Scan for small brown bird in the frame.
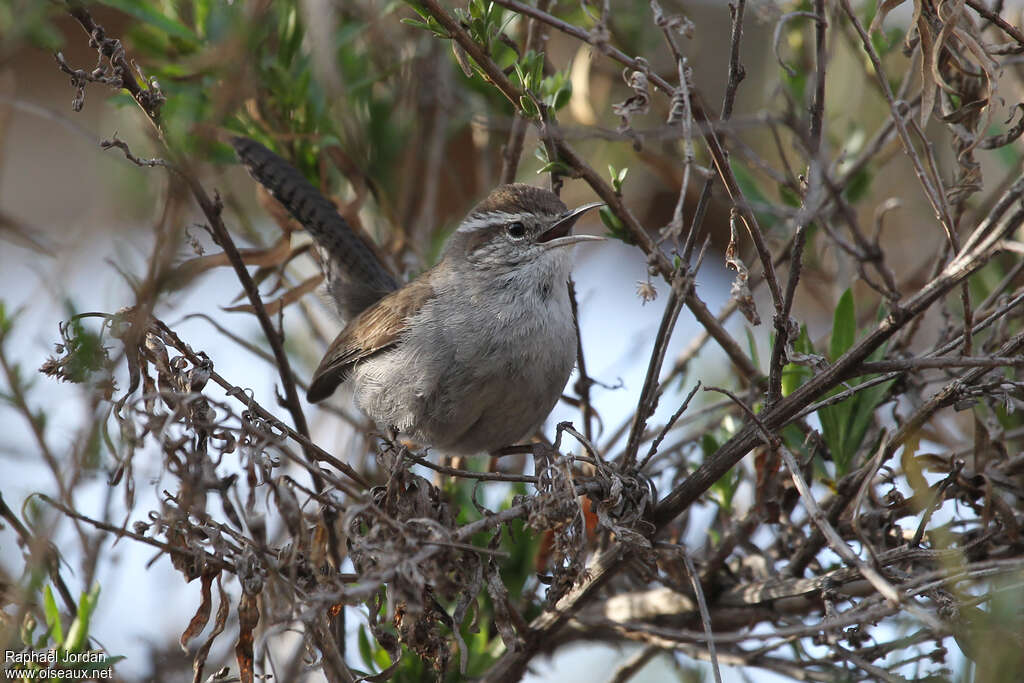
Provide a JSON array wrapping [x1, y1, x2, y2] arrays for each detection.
[[234, 138, 602, 454]]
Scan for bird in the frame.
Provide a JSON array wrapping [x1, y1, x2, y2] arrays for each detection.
[[232, 137, 602, 454]]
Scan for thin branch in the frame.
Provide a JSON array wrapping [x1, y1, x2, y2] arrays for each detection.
[[489, 0, 784, 312], [655, 197, 1024, 527], [622, 279, 687, 470], [683, 551, 722, 683]]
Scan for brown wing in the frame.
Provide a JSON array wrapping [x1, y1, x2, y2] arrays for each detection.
[[306, 277, 435, 403]]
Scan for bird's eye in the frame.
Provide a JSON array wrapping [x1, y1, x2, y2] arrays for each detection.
[[506, 221, 526, 239]]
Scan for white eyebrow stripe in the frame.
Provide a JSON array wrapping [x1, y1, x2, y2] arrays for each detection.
[[456, 211, 529, 233]]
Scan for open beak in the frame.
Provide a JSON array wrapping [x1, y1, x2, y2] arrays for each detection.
[[538, 202, 606, 249]]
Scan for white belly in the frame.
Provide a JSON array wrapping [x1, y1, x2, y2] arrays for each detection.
[[352, 276, 577, 454]]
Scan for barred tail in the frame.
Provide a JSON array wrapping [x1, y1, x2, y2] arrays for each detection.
[[231, 136, 397, 317]]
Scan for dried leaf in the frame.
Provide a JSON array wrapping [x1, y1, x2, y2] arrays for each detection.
[[451, 40, 474, 78], [651, 0, 694, 38], [170, 234, 293, 284], [901, 435, 929, 500], [725, 209, 761, 326], [234, 592, 260, 683], [180, 572, 215, 651], [930, 0, 968, 99], [271, 477, 304, 541], [223, 274, 323, 315], [984, 476, 1020, 540], [192, 575, 229, 683], [918, 13, 937, 127], [485, 562, 525, 651], [612, 70, 650, 120], [941, 98, 988, 124], [612, 62, 650, 148], [979, 104, 1024, 149], [869, 0, 909, 34], [754, 446, 781, 523]]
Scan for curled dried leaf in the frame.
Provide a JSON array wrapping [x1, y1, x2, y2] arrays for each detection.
[[191, 575, 229, 683], [725, 209, 761, 326], [651, 0, 694, 38], [980, 104, 1024, 149], [180, 572, 216, 651], [612, 61, 650, 148]]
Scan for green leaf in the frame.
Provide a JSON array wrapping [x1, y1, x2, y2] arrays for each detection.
[[745, 327, 761, 371], [820, 290, 856, 472], [550, 85, 571, 110], [530, 53, 543, 90], [608, 164, 629, 193], [518, 95, 539, 119], [20, 612, 36, 648], [779, 184, 802, 208], [512, 61, 526, 88], [703, 432, 741, 511], [400, 18, 433, 31], [819, 291, 896, 475], [783, 69, 807, 103], [0, 300, 14, 336], [357, 626, 376, 671], [730, 159, 777, 230], [405, 2, 431, 21], [43, 585, 64, 645], [65, 584, 100, 653], [536, 160, 570, 176], [710, 464, 741, 513], [844, 167, 872, 203], [829, 289, 855, 361], [701, 433, 719, 459], [373, 641, 392, 670], [847, 377, 895, 458], [598, 206, 632, 244], [781, 325, 814, 396], [96, 0, 199, 44]]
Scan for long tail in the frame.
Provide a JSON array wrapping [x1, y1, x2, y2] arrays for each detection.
[[231, 136, 398, 318]]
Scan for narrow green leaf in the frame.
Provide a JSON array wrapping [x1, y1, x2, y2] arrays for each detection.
[[96, 0, 199, 44], [357, 626, 376, 671], [518, 95, 538, 119], [400, 18, 433, 31], [779, 184, 802, 208], [536, 160, 570, 175], [373, 641, 392, 670], [829, 289, 856, 360], [701, 433, 720, 458], [745, 327, 761, 371], [65, 585, 100, 653], [551, 84, 572, 110], [819, 398, 849, 475], [844, 167, 873, 202], [846, 377, 895, 460], [598, 206, 632, 244], [43, 585, 64, 645], [730, 160, 777, 230]]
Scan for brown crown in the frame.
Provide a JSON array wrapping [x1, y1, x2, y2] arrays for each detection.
[[471, 183, 567, 218]]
